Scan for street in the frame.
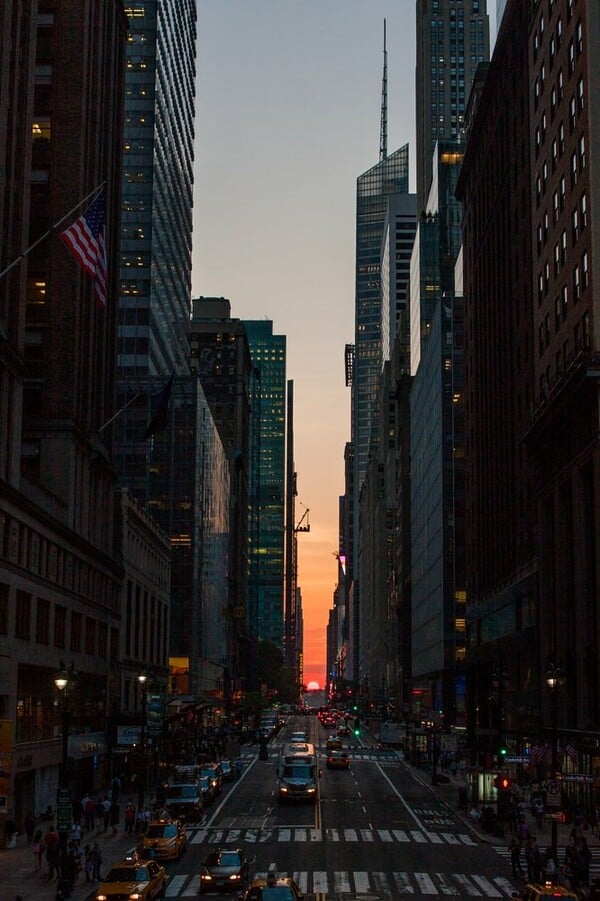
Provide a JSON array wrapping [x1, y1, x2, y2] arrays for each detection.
[[142, 715, 523, 899]]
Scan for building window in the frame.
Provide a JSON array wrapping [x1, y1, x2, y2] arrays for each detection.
[[15, 590, 31, 640], [98, 623, 108, 659], [553, 242, 560, 275], [573, 265, 581, 302], [572, 207, 579, 244], [54, 604, 66, 648], [576, 20, 583, 56], [561, 284, 568, 318], [559, 175, 566, 209], [558, 121, 565, 155], [36, 598, 50, 645], [569, 95, 577, 131], [582, 251, 589, 289], [568, 39, 575, 75], [577, 77, 584, 112], [557, 68, 564, 101], [552, 189, 559, 223], [70, 611, 81, 652], [571, 150, 578, 186], [580, 192, 587, 228], [579, 134, 586, 169], [561, 229, 567, 264], [0, 583, 8, 635], [85, 617, 96, 655]]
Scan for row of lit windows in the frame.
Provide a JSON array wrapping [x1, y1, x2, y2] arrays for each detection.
[[537, 248, 588, 322], [533, 20, 583, 108], [536, 184, 587, 257]]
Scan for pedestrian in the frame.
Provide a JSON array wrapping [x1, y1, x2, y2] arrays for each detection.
[[83, 795, 95, 833], [90, 841, 102, 881], [124, 801, 135, 834], [72, 797, 83, 829], [110, 799, 120, 835], [33, 828, 45, 871], [95, 797, 104, 834], [84, 844, 94, 883], [111, 775, 121, 804], [102, 796, 110, 832], [44, 823, 61, 880], [509, 836, 524, 878], [235, 757, 243, 780], [135, 806, 145, 834], [70, 821, 82, 842], [24, 810, 35, 845]]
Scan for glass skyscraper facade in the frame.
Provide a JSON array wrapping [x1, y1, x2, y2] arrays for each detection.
[[415, 0, 489, 213], [244, 321, 287, 648], [353, 145, 410, 496], [116, 0, 196, 503]]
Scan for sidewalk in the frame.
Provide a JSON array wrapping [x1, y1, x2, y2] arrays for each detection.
[[0, 807, 138, 901]]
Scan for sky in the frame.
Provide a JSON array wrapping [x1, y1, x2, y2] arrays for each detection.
[[192, 1, 496, 689]]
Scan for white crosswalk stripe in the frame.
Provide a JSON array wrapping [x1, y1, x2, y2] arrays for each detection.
[[493, 844, 600, 876], [161, 870, 518, 897], [186, 824, 478, 845]]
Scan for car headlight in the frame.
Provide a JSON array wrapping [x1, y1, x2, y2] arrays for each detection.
[[307, 787, 316, 793], [229, 873, 241, 880], [129, 894, 142, 900], [201, 874, 212, 881], [96, 896, 108, 901]]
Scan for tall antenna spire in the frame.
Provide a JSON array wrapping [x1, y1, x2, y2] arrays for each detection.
[[379, 18, 388, 161]]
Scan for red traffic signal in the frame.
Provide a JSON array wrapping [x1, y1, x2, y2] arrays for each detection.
[[493, 774, 511, 790]]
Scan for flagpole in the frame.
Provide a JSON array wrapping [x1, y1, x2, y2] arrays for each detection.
[[0, 180, 108, 283], [97, 373, 163, 434]]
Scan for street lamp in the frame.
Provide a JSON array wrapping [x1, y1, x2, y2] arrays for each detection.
[[546, 660, 566, 863], [54, 661, 78, 788], [137, 669, 150, 812]]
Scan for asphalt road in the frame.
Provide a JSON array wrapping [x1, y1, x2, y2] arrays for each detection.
[[144, 715, 521, 899]]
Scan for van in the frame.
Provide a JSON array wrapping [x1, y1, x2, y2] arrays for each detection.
[[277, 743, 319, 803], [164, 782, 203, 822]]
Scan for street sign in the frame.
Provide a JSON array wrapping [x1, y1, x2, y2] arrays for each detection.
[[56, 787, 72, 832]]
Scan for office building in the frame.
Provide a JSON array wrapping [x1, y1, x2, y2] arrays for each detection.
[[415, 0, 490, 213], [0, 0, 128, 825], [115, 0, 197, 502], [244, 320, 287, 648]]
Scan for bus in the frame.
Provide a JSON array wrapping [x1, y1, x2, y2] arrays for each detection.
[[277, 742, 319, 803]]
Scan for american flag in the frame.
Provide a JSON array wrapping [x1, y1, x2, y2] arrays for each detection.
[[60, 186, 108, 306], [529, 743, 552, 765]]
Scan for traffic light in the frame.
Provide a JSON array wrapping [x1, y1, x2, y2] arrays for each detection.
[[493, 774, 511, 790], [498, 743, 508, 760], [353, 716, 361, 736]]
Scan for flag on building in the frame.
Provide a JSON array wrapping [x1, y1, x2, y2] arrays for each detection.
[[60, 185, 108, 306], [144, 372, 175, 440]]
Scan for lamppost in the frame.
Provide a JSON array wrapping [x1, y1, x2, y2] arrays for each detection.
[[137, 669, 149, 812], [54, 661, 78, 788], [546, 660, 565, 863]]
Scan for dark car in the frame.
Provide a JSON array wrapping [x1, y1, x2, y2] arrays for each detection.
[[326, 749, 350, 770], [220, 759, 234, 782], [199, 775, 214, 804], [199, 848, 250, 894], [164, 782, 203, 822], [200, 763, 223, 796]]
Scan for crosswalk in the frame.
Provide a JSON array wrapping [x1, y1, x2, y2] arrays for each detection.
[[185, 825, 478, 846], [164, 869, 518, 896], [242, 748, 401, 763]]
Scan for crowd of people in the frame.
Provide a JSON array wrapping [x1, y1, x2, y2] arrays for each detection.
[[505, 795, 595, 894]]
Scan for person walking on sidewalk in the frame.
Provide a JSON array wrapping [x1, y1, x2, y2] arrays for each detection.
[[33, 828, 45, 871], [44, 823, 61, 880], [509, 836, 524, 879], [110, 798, 120, 835]]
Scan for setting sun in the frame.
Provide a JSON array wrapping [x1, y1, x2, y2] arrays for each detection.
[[307, 680, 320, 691]]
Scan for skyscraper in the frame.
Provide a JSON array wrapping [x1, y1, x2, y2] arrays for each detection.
[[115, 0, 197, 501], [244, 320, 287, 648], [415, 0, 490, 213]]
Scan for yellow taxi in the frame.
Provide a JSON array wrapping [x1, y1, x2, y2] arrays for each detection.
[[140, 817, 187, 861], [511, 882, 578, 901], [94, 852, 167, 900], [242, 863, 304, 900], [325, 735, 343, 752]]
